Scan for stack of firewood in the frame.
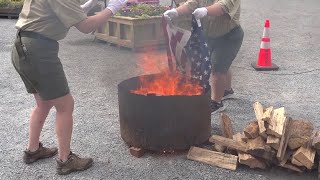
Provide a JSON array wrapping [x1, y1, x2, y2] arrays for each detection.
[[187, 101, 320, 178]]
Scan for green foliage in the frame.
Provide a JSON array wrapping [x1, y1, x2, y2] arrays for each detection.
[[116, 3, 170, 18], [0, 0, 24, 8], [0, 0, 10, 8]]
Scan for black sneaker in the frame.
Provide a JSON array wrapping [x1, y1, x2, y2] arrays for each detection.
[[222, 88, 235, 100], [210, 100, 226, 114]]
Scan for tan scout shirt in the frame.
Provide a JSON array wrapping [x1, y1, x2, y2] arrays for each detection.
[[15, 0, 87, 41], [184, 0, 241, 38]]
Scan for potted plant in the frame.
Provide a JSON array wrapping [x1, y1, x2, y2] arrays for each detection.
[[0, 0, 24, 18]]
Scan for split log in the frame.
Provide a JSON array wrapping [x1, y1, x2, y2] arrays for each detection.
[[233, 133, 266, 169], [288, 119, 313, 150], [318, 161, 320, 180], [291, 157, 304, 167], [267, 135, 280, 150], [253, 102, 267, 138], [187, 146, 238, 171], [209, 135, 247, 152], [292, 146, 316, 169], [279, 163, 305, 173], [312, 131, 320, 150], [276, 117, 291, 161], [213, 144, 226, 152], [213, 113, 235, 152], [247, 136, 276, 161], [243, 121, 259, 139], [262, 106, 273, 122], [220, 113, 234, 139], [267, 107, 286, 137]]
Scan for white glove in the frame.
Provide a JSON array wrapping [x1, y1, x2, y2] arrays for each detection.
[[192, 7, 208, 19], [81, 0, 99, 14], [163, 8, 178, 21], [107, 0, 128, 15]]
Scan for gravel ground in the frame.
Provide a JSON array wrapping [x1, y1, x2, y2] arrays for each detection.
[[1, 0, 320, 179]]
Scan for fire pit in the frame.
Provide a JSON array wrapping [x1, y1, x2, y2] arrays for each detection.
[[118, 73, 211, 151]]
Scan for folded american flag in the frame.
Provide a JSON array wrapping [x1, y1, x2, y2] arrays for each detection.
[[162, 15, 211, 93]]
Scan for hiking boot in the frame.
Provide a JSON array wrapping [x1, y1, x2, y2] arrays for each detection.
[[210, 100, 226, 114], [222, 88, 235, 100], [23, 142, 58, 164], [56, 152, 93, 175]]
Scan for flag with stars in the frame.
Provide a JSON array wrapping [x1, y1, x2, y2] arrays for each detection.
[[185, 15, 211, 92], [162, 15, 211, 93]]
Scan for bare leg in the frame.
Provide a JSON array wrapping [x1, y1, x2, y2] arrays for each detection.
[[211, 72, 227, 102], [225, 69, 232, 91], [28, 94, 53, 151], [49, 94, 74, 161]]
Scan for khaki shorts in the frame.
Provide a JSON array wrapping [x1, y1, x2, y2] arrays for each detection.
[[11, 31, 69, 100], [207, 26, 244, 73]]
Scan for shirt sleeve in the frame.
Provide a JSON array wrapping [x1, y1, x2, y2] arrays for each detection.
[[218, 0, 240, 19], [48, 0, 87, 28], [183, 0, 200, 12]]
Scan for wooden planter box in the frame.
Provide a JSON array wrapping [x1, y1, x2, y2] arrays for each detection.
[[0, 7, 22, 19], [95, 15, 191, 51]]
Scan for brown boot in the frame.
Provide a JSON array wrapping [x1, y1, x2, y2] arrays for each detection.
[[23, 142, 58, 164], [56, 152, 93, 175]]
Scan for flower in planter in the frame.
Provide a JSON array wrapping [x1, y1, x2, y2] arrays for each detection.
[[116, 3, 170, 18]]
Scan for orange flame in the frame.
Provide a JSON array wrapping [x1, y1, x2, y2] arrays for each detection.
[[132, 50, 203, 96]]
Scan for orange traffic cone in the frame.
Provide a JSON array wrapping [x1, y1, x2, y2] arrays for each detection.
[[252, 20, 279, 71]]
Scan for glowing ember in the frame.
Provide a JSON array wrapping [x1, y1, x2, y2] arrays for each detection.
[[132, 51, 203, 96]]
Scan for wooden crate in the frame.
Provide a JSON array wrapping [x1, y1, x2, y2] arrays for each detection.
[[95, 16, 191, 51], [0, 7, 22, 19]]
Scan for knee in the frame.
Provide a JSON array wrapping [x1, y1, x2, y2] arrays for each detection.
[[54, 95, 74, 113], [35, 103, 53, 113]]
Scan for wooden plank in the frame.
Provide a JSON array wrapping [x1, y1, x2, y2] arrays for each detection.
[[187, 146, 238, 171], [253, 102, 267, 137], [267, 107, 286, 137], [292, 146, 316, 169], [209, 135, 247, 152], [267, 135, 280, 150], [277, 117, 291, 161], [243, 121, 259, 139], [233, 133, 266, 169], [220, 113, 234, 139]]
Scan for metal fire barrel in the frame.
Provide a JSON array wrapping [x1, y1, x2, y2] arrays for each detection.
[[118, 74, 211, 151]]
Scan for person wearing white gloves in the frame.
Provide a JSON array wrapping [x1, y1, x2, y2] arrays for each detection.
[[12, 0, 127, 175], [164, 0, 243, 114]]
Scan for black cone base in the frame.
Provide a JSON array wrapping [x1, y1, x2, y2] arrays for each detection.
[[251, 62, 279, 71]]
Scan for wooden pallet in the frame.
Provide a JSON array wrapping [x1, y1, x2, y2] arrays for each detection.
[[0, 8, 21, 19]]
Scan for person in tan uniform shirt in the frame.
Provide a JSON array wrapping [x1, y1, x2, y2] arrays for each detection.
[[11, 0, 127, 175], [164, 0, 243, 114]]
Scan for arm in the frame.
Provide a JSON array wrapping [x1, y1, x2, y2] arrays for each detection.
[[206, 3, 225, 16], [175, 4, 192, 16], [75, 0, 127, 34], [75, 9, 113, 34]]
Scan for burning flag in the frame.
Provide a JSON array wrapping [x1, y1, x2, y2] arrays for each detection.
[[162, 15, 212, 93]]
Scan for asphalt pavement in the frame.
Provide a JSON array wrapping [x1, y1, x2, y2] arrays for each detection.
[[0, 0, 320, 179]]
